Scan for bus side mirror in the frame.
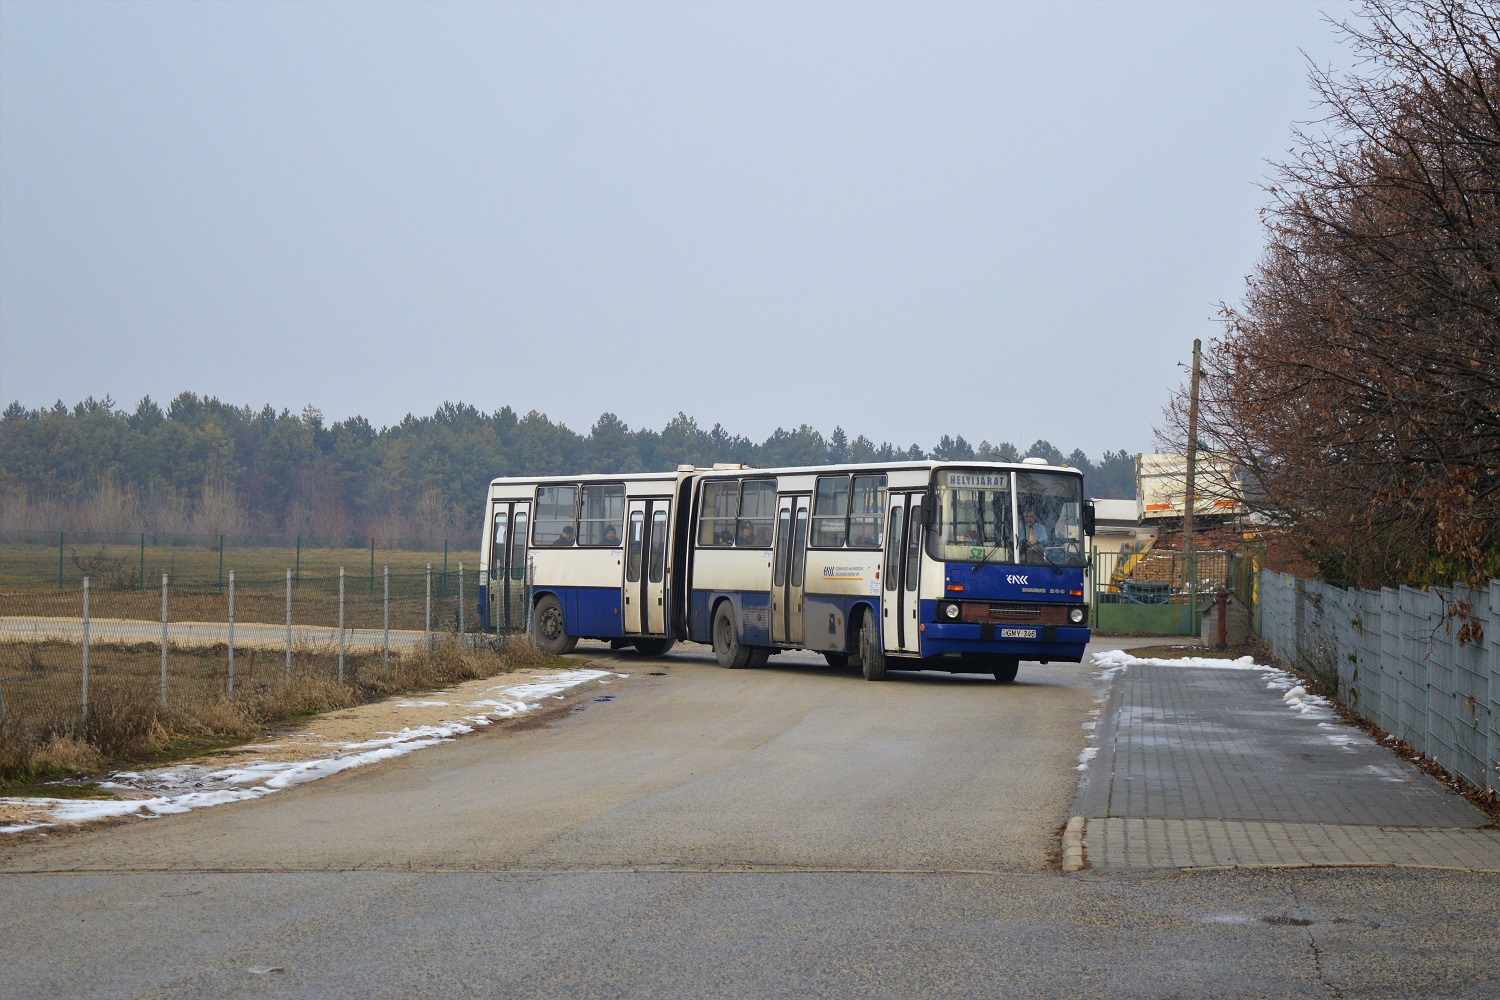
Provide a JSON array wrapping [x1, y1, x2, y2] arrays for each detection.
[[918, 494, 936, 525], [1083, 501, 1096, 537]]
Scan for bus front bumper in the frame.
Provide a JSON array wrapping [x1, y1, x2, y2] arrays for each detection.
[[918, 622, 1090, 662]]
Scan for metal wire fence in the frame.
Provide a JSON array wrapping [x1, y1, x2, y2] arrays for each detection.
[[0, 563, 511, 766], [1256, 571, 1499, 797]]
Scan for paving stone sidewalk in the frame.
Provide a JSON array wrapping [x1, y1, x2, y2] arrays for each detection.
[[1074, 662, 1500, 871]]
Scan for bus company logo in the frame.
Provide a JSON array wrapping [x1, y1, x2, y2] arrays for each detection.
[[1006, 574, 1029, 585]]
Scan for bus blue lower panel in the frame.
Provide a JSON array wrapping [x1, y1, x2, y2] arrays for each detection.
[[690, 591, 772, 645], [917, 601, 1089, 661], [533, 586, 625, 640], [690, 591, 879, 652]]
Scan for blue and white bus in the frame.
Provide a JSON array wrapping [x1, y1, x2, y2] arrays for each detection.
[[479, 470, 694, 656], [478, 459, 1095, 681]]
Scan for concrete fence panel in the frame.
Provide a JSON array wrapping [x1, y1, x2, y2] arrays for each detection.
[[1257, 570, 1498, 796]]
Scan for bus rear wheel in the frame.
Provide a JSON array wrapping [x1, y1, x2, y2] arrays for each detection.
[[859, 612, 886, 681], [533, 595, 578, 655], [712, 603, 756, 669], [823, 652, 850, 669], [992, 656, 1020, 683], [633, 638, 675, 657]]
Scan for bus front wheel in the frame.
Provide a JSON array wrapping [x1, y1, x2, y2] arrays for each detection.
[[633, 638, 676, 657], [859, 612, 886, 681], [713, 603, 756, 669], [992, 656, 1020, 683], [533, 595, 578, 655]]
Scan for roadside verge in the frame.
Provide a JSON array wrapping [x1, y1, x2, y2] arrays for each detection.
[[1, 658, 625, 838]]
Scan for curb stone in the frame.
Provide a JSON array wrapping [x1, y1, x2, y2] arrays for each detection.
[[1061, 816, 1086, 873]]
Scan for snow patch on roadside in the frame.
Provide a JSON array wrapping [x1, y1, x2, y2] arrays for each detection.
[[1, 668, 616, 835]]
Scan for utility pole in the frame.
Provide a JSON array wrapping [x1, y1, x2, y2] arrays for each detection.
[[1184, 338, 1202, 635]]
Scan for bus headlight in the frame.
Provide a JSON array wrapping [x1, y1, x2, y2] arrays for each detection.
[[1069, 607, 1085, 624], [943, 602, 961, 620]]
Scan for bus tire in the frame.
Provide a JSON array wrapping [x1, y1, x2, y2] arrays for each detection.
[[993, 656, 1021, 683], [859, 612, 886, 681], [712, 603, 754, 669], [633, 638, 675, 657], [533, 595, 578, 655], [823, 652, 850, 669]]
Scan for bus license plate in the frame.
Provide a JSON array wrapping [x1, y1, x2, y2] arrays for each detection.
[[1000, 627, 1037, 639]]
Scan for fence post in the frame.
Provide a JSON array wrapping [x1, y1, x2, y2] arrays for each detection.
[[443, 541, 449, 597], [160, 573, 169, 706], [228, 570, 235, 698], [1092, 545, 1098, 627], [140, 533, 145, 590], [459, 561, 465, 636], [426, 563, 432, 652], [285, 568, 292, 685], [58, 531, 65, 590], [218, 534, 224, 593], [296, 536, 301, 586], [370, 538, 375, 595], [81, 576, 90, 723], [383, 566, 390, 670], [338, 567, 346, 685]]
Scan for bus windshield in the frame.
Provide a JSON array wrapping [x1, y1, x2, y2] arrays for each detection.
[[927, 468, 1086, 568]]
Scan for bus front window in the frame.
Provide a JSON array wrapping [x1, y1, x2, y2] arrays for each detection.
[[1016, 471, 1086, 567], [932, 475, 1013, 563], [926, 468, 1087, 567]]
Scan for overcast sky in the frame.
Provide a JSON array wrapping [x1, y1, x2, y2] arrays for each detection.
[[0, 0, 1356, 458]]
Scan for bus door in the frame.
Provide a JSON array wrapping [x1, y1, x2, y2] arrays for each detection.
[[488, 500, 530, 631], [624, 499, 671, 635], [771, 494, 810, 644], [882, 494, 922, 654]]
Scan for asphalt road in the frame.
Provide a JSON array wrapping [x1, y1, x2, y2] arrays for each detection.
[[2, 641, 1496, 998]]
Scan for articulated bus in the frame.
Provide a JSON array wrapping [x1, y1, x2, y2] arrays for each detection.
[[478, 459, 1095, 681]]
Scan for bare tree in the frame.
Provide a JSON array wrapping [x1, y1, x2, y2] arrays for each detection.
[[1163, 0, 1500, 589]]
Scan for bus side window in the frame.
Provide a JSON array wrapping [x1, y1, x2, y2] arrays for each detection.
[[579, 483, 625, 546], [737, 480, 775, 548], [534, 485, 578, 546], [699, 481, 738, 546], [905, 507, 922, 591], [510, 511, 527, 581], [885, 505, 904, 591], [626, 511, 645, 583], [648, 510, 668, 583], [773, 509, 792, 587], [811, 475, 849, 547], [492, 517, 507, 578], [849, 474, 886, 548]]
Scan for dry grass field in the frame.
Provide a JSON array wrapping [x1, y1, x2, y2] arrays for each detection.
[[0, 635, 555, 786]]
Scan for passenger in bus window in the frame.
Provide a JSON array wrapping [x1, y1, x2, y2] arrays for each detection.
[[603, 525, 620, 547], [556, 525, 576, 546], [754, 523, 773, 546], [737, 521, 756, 547]]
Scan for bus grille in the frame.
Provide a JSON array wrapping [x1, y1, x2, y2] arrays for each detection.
[[959, 602, 1068, 624]]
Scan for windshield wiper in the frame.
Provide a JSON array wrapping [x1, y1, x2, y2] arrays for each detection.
[[1027, 542, 1064, 575], [971, 537, 1009, 571]]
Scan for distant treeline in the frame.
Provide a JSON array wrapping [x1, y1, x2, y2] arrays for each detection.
[[0, 394, 1136, 543]]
